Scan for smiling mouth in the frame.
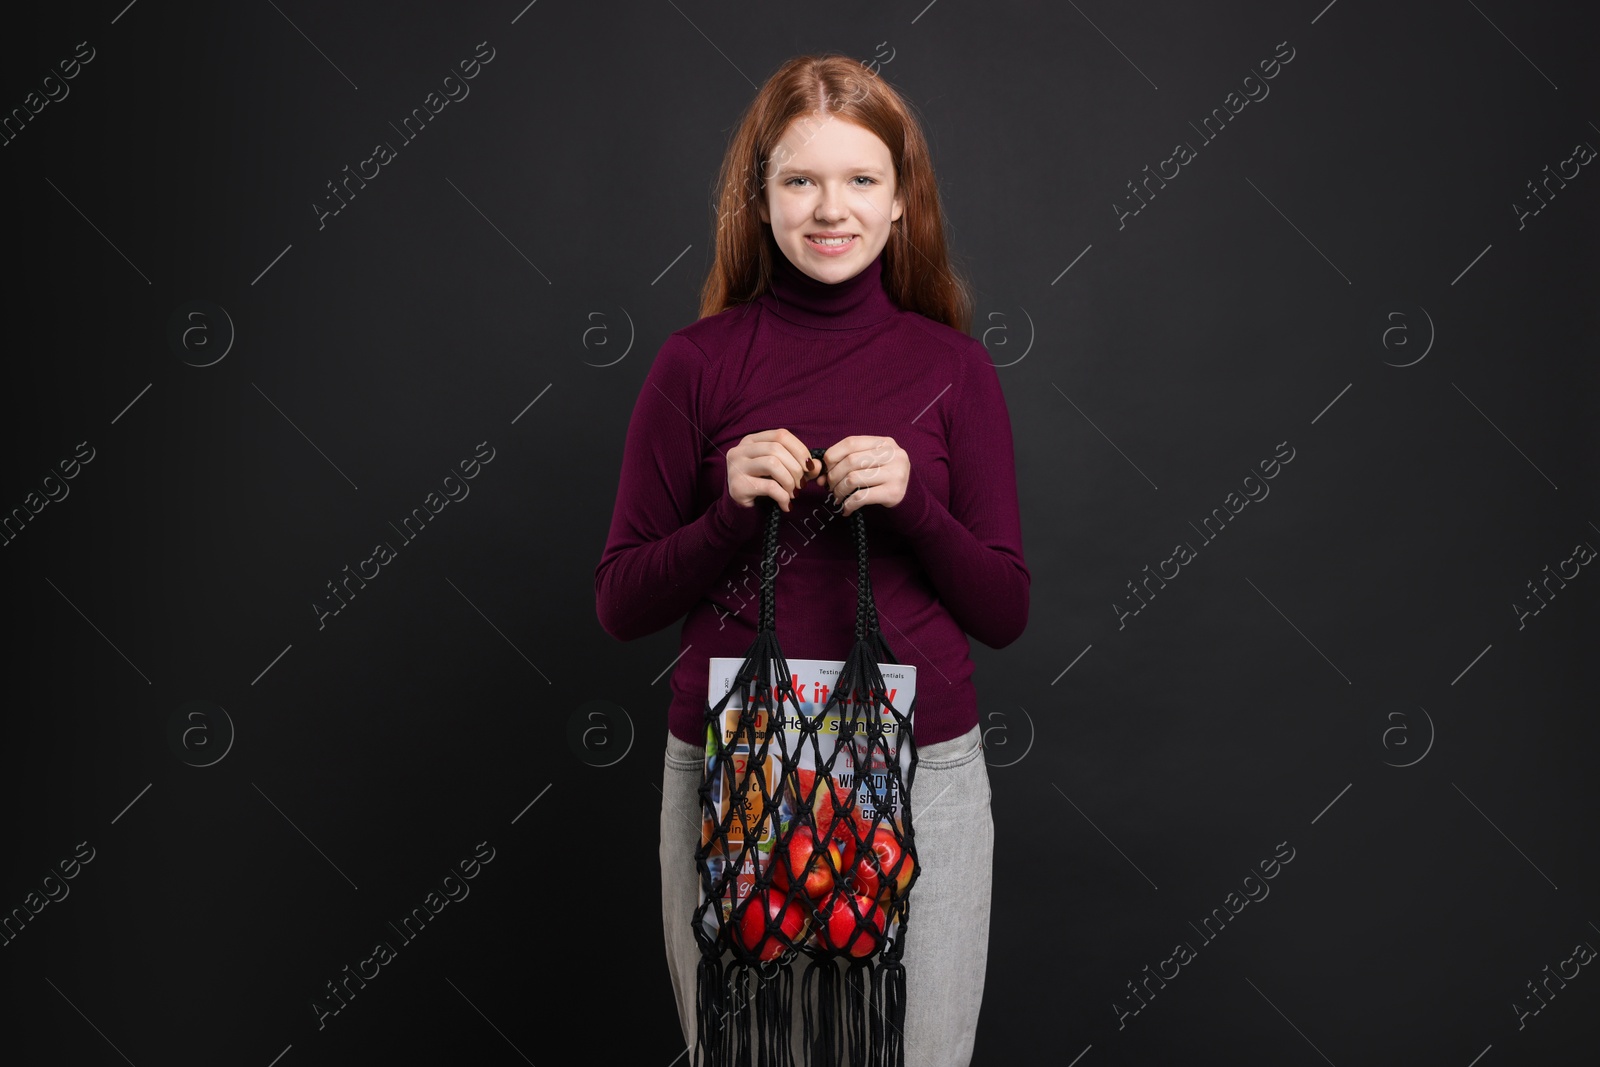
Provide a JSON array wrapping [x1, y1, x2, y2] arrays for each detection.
[[807, 235, 857, 246]]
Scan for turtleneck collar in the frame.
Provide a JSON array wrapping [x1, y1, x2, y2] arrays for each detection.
[[756, 245, 898, 331]]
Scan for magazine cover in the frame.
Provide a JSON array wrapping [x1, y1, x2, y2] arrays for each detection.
[[698, 656, 917, 951]]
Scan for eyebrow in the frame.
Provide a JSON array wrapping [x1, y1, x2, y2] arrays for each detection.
[[772, 164, 888, 178]]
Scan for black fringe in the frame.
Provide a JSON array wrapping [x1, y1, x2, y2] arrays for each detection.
[[801, 956, 845, 1066], [698, 954, 910, 1067], [734, 961, 754, 1067], [869, 959, 907, 1067], [752, 963, 792, 1067], [694, 954, 722, 1067], [845, 960, 868, 1064]]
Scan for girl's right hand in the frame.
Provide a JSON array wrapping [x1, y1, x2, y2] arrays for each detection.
[[727, 429, 823, 513]]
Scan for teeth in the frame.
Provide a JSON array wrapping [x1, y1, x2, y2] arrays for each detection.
[[811, 236, 853, 246]]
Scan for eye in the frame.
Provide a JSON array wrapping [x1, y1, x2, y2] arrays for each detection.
[[782, 176, 879, 187]]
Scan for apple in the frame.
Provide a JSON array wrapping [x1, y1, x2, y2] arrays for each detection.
[[816, 782, 872, 855], [860, 827, 916, 901], [829, 820, 859, 877], [841, 858, 877, 900], [772, 825, 844, 900], [734, 888, 807, 961], [816, 892, 886, 958], [822, 805, 865, 874]]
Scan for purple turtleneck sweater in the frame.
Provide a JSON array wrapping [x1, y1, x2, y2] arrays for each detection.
[[594, 247, 1029, 748]]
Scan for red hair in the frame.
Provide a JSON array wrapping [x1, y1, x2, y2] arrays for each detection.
[[698, 53, 973, 332]]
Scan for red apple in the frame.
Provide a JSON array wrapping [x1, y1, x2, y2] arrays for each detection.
[[829, 820, 858, 876], [860, 827, 916, 901], [816, 892, 886, 958], [734, 888, 806, 961], [772, 825, 844, 900], [839, 845, 878, 899]]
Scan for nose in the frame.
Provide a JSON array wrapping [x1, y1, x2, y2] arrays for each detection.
[[816, 181, 850, 223]]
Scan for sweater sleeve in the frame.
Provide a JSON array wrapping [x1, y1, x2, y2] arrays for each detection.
[[877, 341, 1030, 648], [594, 333, 765, 642]]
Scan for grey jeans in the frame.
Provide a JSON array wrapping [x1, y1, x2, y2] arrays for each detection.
[[658, 723, 994, 1066]]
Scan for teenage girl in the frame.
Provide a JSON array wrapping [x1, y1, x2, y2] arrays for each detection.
[[596, 52, 1029, 1066]]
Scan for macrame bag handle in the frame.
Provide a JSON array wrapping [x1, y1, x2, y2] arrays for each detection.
[[757, 449, 884, 641]]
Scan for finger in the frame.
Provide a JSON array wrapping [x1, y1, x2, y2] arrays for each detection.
[[743, 429, 810, 483], [820, 437, 859, 474], [736, 470, 791, 512], [763, 481, 794, 512], [758, 441, 806, 492], [822, 436, 879, 487], [769, 436, 816, 488], [865, 436, 897, 465], [757, 447, 800, 495], [827, 456, 874, 500], [819, 448, 850, 494], [840, 483, 865, 515], [773, 429, 817, 482], [845, 436, 895, 472]]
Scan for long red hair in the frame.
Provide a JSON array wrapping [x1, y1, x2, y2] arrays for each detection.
[[697, 53, 972, 333]]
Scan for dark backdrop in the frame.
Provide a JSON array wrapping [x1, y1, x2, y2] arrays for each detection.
[[2, 1, 1595, 1064]]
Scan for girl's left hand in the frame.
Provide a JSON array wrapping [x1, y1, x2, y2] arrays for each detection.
[[815, 436, 910, 517]]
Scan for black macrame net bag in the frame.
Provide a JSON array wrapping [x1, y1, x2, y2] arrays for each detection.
[[692, 448, 920, 1067]]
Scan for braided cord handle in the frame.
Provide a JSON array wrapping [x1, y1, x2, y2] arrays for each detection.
[[756, 447, 880, 640]]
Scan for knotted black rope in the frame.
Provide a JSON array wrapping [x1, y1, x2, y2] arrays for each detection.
[[692, 448, 919, 1067]]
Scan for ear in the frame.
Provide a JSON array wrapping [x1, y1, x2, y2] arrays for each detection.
[[890, 191, 904, 225]]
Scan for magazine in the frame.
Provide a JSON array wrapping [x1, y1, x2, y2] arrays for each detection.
[[698, 656, 917, 952]]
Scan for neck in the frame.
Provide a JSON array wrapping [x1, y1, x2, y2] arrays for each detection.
[[757, 245, 897, 331]]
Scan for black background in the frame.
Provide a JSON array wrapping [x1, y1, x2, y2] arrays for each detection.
[[1, 1, 1595, 1064]]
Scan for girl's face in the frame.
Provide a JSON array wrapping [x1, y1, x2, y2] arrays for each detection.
[[757, 111, 903, 285]]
